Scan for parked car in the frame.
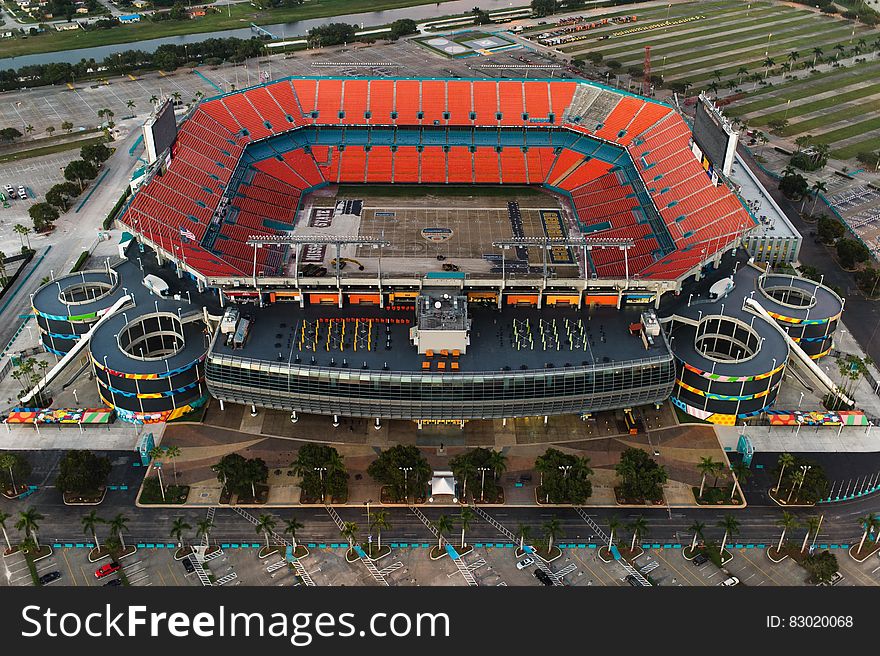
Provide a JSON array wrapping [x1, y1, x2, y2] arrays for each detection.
[[719, 576, 740, 586], [17, 185, 27, 200], [104, 578, 123, 586], [4, 184, 14, 197], [692, 553, 709, 566], [95, 561, 121, 578], [181, 557, 195, 574], [516, 557, 535, 570], [534, 569, 554, 586], [39, 571, 61, 585]]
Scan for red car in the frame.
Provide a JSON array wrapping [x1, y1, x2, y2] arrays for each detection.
[[95, 562, 121, 579]]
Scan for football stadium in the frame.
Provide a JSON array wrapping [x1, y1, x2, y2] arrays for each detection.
[[28, 76, 849, 426]]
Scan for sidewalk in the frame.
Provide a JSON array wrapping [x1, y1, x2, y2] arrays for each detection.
[[716, 424, 880, 453]]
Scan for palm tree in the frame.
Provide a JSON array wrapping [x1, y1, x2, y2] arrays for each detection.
[[606, 516, 620, 550], [164, 445, 181, 483], [750, 72, 763, 90], [628, 516, 648, 551], [284, 517, 304, 550], [708, 81, 719, 97], [13, 224, 31, 250], [775, 453, 795, 493], [688, 520, 705, 552], [341, 521, 359, 550], [149, 94, 158, 106], [776, 511, 799, 552], [16, 508, 43, 551], [196, 519, 214, 549], [24, 124, 34, 136], [171, 91, 182, 103], [812, 46, 823, 67], [370, 510, 390, 551], [108, 514, 129, 551], [801, 515, 821, 553], [0, 511, 12, 552], [126, 99, 135, 109], [487, 449, 507, 481], [433, 515, 452, 552], [169, 517, 191, 547], [697, 456, 717, 498], [516, 524, 532, 551], [730, 461, 751, 500], [543, 517, 563, 554], [736, 66, 749, 84], [718, 515, 739, 557], [0, 452, 18, 493], [148, 445, 166, 501], [712, 69, 723, 81], [256, 514, 276, 549], [763, 57, 775, 78], [810, 180, 828, 216], [758, 133, 769, 156], [788, 50, 800, 66], [81, 510, 103, 550], [786, 468, 806, 504], [458, 508, 474, 549], [857, 513, 879, 553]]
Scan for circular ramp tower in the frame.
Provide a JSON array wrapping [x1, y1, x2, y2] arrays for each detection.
[[89, 302, 210, 423], [31, 268, 125, 355]]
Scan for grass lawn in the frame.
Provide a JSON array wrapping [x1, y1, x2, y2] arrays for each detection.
[[808, 115, 880, 144], [577, 9, 802, 58], [777, 101, 880, 136], [834, 135, 880, 159], [0, 134, 106, 164], [1, 0, 471, 57]]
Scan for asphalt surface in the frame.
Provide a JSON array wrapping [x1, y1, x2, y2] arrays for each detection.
[[2, 449, 878, 547]]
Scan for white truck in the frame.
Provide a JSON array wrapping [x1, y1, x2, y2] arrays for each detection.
[[220, 307, 240, 334]]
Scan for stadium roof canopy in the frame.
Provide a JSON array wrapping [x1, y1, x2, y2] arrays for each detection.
[[121, 76, 756, 283]]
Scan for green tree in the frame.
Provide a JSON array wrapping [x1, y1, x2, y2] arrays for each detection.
[[169, 517, 191, 546], [804, 550, 838, 583], [802, 516, 822, 553], [367, 444, 430, 503], [0, 127, 22, 142], [388, 18, 417, 40], [779, 171, 808, 199], [61, 121, 73, 134], [369, 510, 390, 551], [196, 518, 214, 549], [81, 141, 112, 165], [458, 507, 474, 549], [543, 517, 563, 553], [837, 238, 869, 269], [776, 511, 799, 552], [615, 447, 667, 502], [433, 515, 452, 551], [256, 514, 277, 549], [817, 216, 845, 243], [688, 520, 705, 552], [0, 451, 30, 493], [55, 450, 111, 494], [291, 443, 348, 503], [530, 0, 557, 17], [775, 453, 795, 493], [628, 516, 648, 551], [697, 456, 719, 498], [730, 460, 751, 500], [717, 515, 739, 557], [284, 516, 304, 550], [341, 521, 359, 550], [13, 224, 31, 250], [516, 524, 532, 551], [28, 202, 59, 232], [81, 510, 104, 550], [535, 447, 593, 504], [149, 445, 168, 501], [16, 507, 43, 551], [108, 513, 130, 551], [64, 159, 98, 191], [163, 444, 181, 483]]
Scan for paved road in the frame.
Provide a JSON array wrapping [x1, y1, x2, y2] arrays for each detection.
[[2, 451, 876, 547]]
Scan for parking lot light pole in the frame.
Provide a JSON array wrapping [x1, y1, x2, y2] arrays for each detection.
[[399, 467, 413, 503], [314, 467, 327, 503]]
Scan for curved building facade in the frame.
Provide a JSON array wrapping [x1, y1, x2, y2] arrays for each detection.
[[32, 268, 126, 355], [90, 303, 210, 423], [756, 273, 842, 359]]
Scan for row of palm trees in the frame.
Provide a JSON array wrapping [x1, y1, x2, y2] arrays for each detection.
[[696, 456, 750, 501], [686, 515, 741, 557], [0, 507, 46, 554]]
